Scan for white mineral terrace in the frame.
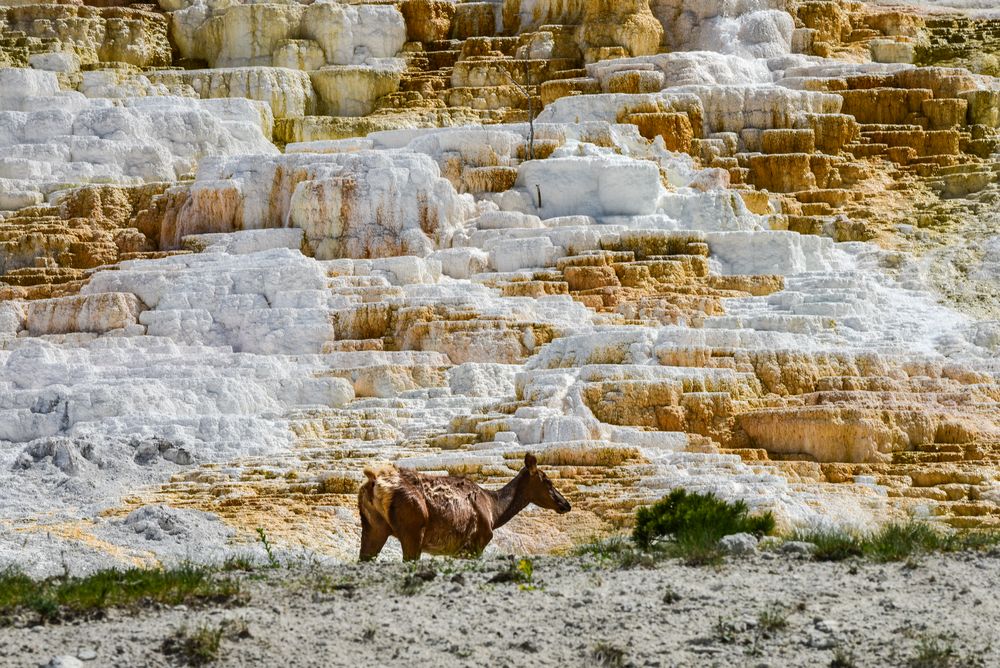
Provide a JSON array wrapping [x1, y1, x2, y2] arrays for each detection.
[[1, 0, 999, 574]]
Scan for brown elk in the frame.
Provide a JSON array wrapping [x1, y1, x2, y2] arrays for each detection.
[[357, 453, 572, 561]]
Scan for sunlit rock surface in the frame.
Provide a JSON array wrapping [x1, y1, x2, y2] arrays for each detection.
[[1, 0, 1000, 574]]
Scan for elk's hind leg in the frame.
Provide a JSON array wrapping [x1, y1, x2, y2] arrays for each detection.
[[359, 510, 391, 562]]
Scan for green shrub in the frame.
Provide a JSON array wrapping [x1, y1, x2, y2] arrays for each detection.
[[632, 489, 775, 549]]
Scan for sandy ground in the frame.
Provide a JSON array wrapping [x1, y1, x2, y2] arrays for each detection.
[[3, 550, 999, 668]]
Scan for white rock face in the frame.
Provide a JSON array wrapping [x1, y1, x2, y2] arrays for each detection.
[[25, 293, 145, 336], [650, 0, 795, 57], [29, 52, 80, 73], [309, 62, 405, 116], [515, 155, 664, 218], [0, 68, 276, 208], [144, 67, 318, 118], [2, 0, 1000, 575], [156, 0, 409, 116], [174, 149, 477, 256], [169, 0, 405, 69]]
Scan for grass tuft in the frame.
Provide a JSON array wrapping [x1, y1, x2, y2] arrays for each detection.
[[757, 603, 789, 634], [791, 522, 1000, 564], [574, 536, 666, 569], [907, 635, 959, 668], [163, 623, 223, 666], [590, 641, 627, 668], [830, 646, 858, 668], [220, 553, 258, 573], [866, 522, 945, 562], [791, 528, 863, 562]]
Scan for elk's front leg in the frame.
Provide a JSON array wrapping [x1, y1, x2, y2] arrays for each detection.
[[390, 495, 428, 561], [471, 514, 493, 557], [359, 511, 391, 562]]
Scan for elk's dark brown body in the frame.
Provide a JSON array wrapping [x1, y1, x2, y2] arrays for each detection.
[[357, 453, 571, 561]]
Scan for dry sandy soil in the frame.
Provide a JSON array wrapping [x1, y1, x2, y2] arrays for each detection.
[[3, 550, 998, 668]]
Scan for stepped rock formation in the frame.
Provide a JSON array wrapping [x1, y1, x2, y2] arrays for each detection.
[[1, 0, 1000, 573]]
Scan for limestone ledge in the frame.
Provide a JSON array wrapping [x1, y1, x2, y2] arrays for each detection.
[[0, 1, 170, 69], [0, 68, 276, 209]]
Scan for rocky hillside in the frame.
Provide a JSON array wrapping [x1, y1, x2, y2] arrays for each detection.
[[0, 0, 999, 575]]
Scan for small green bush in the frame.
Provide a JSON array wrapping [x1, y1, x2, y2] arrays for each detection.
[[632, 489, 775, 548]]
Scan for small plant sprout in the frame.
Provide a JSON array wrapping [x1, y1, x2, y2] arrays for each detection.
[[256, 528, 280, 569]]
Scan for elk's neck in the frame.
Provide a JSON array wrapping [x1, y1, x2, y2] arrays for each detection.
[[490, 470, 530, 529]]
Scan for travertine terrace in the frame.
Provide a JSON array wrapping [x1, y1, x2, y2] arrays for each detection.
[[1, 0, 999, 574]]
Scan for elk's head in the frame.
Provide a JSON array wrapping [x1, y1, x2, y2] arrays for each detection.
[[522, 453, 571, 514]]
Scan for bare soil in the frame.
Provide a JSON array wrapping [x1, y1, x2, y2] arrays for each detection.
[[3, 550, 999, 667]]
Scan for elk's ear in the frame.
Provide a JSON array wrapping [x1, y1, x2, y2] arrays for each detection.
[[524, 453, 537, 472]]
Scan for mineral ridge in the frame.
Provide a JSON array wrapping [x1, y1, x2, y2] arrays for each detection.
[[1, 0, 999, 574]]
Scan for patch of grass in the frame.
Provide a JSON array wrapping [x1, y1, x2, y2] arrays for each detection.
[[633, 489, 775, 549], [574, 536, 665, 569], [941, 530, 1000, 553], [163, 623, 223, 666], [310, 573, 358, 596], [220, 553, 258, 573], [791, 528, 863, 562], [907, 635, 960, 668], [397, 574, 425, 596], [790, 522, 1000, 564], [900, 633, 988, 668], [487, 557, 538, 588], [590, 642, 627, 668], [0, 565, 243, 624], [865, 522, 945, 562]]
